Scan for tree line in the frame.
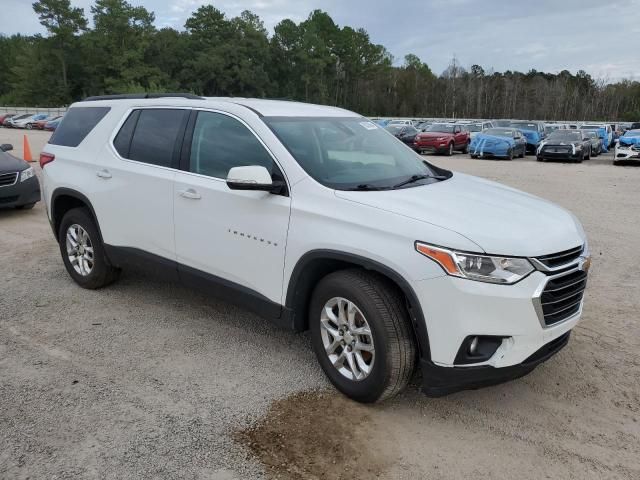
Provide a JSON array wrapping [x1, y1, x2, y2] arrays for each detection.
[[0, 0, 638, 121]]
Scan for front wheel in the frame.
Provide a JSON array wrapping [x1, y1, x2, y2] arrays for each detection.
[[507, 148, 514, 160], [58, 207, 120, 289], [26, 123, 33, 130], [446, 142, 454, 156], [309, 269, 416, 403]]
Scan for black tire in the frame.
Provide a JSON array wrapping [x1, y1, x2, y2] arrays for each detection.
[[519, 146, 525, 158], [446, 142, 454, 156], [537, 156, 544, 162], [586, 147, 591, 160], [58, 207, 120, 289], [26, 123, 33, 130], [309, 269, 416, 403], [16, 202, 36, 210], [470, 154, 478, 159], [461, 142, 469, 154], [507, 148, 514, 160]]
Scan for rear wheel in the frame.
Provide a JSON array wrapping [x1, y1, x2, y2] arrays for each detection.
[[461, 141, 470, 154], [58, 207, 120, 289], [309, 269, 416, 403], [519, 145, 525, 158], [446, 142, 454, 156], [26, 123, 33, 130]]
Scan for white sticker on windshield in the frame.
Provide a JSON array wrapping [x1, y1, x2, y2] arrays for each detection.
[[360, 121, 378, 130]]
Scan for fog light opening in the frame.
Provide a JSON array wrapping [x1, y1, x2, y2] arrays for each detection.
[[454, 335, 508, 365]]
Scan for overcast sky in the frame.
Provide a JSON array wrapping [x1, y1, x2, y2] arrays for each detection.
[[2, 0, 639, 81]]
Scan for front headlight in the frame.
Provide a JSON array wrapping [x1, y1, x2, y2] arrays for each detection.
[[415, 243, 535, 284], [574, 145, 583, 151], [20, 167, 35, 182]]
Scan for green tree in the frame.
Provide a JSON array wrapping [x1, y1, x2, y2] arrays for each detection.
[[32, 0, 87, 97]]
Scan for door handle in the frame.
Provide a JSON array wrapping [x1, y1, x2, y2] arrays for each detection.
[[178, 188, 201, 200], [96, 169, 112, 179]]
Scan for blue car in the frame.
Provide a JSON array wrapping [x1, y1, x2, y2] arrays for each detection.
[[469, 128, 527, 160], [44, 117, 62, 131], [508, 121, 545, 153]]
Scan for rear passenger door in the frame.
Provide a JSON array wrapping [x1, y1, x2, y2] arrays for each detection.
[[92, 107, 189, 261], [173, 109, 291, 306]]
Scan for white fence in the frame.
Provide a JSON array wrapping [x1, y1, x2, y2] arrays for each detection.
[[0, 106, 68, 116]]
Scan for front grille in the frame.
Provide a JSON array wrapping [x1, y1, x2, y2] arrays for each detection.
[[535, 245, 583, 268], [542, 146, 571, 154], [0, 172, 18, 187], [540, 269, 587, 326]]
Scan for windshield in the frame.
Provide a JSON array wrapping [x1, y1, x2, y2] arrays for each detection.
[[580, 131, 597, 139], [509, 122, 537, 131], [264, 117, 448, 190], [463, 124, 482, 132], [425, 123, 455, 133], [548, 131, 582, 142], [484, 128, 514, 137], [385, 125, 403, 133], [581, 125, 601, 130], [623, 129, 640, 137], [13, 114, 32, 120]]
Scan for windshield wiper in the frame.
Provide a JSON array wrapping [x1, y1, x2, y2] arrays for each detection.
[[392, 174, 447, 189], [347, 184, 390, 191]]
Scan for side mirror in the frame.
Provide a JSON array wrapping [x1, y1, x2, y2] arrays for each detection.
[[0, 144, 13, 152], [226, 165, 283, 194]]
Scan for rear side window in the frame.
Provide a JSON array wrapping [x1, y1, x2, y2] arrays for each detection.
[[119, 109, 188, 168], [49, 107, 110, 147]]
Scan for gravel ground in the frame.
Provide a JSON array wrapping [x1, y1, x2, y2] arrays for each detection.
[[1, 128, 639, 479]]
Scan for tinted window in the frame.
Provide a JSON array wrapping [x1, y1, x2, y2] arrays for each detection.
[[128, 109, 188, 167], [49, 107, 110, 147], [189, 111, 273, 178], [113, 110, 140, 158]]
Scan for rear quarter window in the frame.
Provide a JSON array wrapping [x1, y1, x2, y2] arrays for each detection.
[[49, 107, 110, 147]]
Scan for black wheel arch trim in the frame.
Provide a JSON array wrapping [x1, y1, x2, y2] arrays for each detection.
[[50, 187, 105, 244], [285, 249, 431, 361]]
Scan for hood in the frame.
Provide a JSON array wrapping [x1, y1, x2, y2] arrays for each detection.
[[418, 131, 453, 138], [619, 135, 640, 146], [335, 173, 584, 257], [472, 134, 514, 145], [0, 151, 29, 173]]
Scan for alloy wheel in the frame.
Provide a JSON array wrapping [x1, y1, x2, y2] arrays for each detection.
[[320, 297, 375, 381], [66, 224, 94, 276]]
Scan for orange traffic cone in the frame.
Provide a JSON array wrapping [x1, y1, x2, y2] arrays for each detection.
[[23, 134, 33, 162]]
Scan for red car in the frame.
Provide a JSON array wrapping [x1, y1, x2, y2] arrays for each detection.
[[414, 123, 470, 156], [0, 113, 17, 126]]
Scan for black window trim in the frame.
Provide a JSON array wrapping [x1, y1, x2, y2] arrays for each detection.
[[108, 106, 192, 171], [178, 107, 290, 196]]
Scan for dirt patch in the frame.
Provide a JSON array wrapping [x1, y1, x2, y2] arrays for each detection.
[[236, 391, 393, 479]]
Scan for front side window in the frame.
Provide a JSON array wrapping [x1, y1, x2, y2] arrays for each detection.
[[264, 116, 449, 190], [189, 111, 274, 179]]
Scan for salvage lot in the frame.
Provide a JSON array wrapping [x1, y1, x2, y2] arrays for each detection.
[[1, 128, 639, 479]]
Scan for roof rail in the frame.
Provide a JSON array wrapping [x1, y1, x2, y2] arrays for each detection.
[[82, 93, 204, 101]]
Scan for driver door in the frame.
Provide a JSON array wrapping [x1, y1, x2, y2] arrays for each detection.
[[173, 109, 291, 306]]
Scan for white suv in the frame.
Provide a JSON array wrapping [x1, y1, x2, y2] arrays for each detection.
[[41, 95, 590, 403]]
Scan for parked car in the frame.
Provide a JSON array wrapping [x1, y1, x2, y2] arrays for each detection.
[[544, 123, 568, 135], [385, 124, 420, 146], [469, 128, 527, 160], [41, 95, 590, 402], [4, 113, 33, 128], [413, 123, 470, 155], [460, 121, 494, 140], [0, 143, 41, 209], [492, 119, 513, 127], [614, 130, 640, 165], [35, 115, 62, 130], [24, 114, 49, 129], [7, 113, 37, 128], [579, 129, 602, 156], [0, 113, 17, 126], [387, 119, 414, 127], [508, 121, 546, 153], [630, 122, 640, 130], [580, 123, 613, 151], [537, 130, 592, 162], [44, 117, 63, 131]]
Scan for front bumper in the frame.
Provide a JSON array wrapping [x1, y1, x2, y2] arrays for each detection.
[[614, 146, 640, 163], [414, 141, 450, 153], [413, 262, 587, 395], [538, 149, 582, 161], [0, 175, 41, 208]]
